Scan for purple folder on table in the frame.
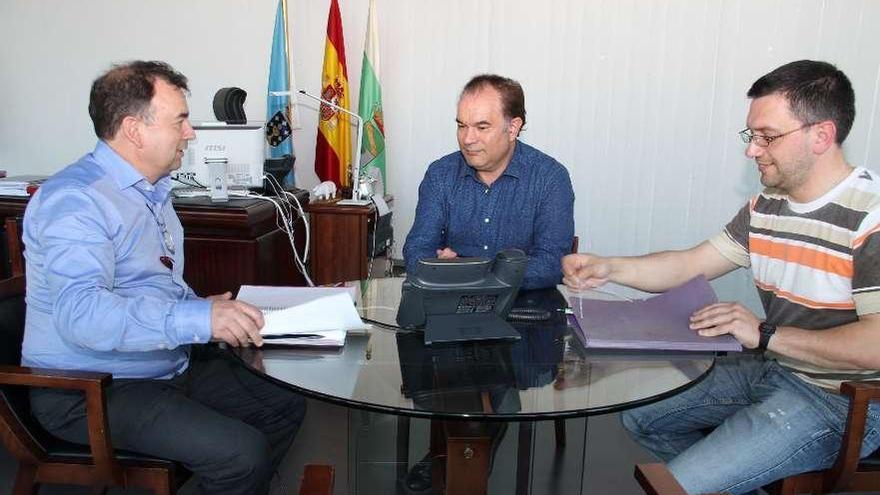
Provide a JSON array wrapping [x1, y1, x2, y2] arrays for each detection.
[[568, 276, 742, 352]]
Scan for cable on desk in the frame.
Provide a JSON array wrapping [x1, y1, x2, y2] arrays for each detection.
[[246, 175, 314, 286], [171, 176, 206, 189], [507, 307, 552, 322], [360, 316, 419, 333]]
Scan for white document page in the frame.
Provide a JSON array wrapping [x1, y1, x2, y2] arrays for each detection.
[[237, 285, 358, 310], [237, 286, 367, 343]]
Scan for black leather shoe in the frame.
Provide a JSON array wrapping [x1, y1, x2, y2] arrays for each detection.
[[399, 455, 433, 495]]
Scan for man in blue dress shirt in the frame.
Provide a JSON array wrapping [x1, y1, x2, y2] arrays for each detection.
[[403, 74, 575, 289], [22, 61, 305, 495], [400, 74, 574, 494]]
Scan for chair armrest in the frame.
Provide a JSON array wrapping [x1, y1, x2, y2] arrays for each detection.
[[824, 380, 880, 492], [0, 365, 111, 390], [841, 380, 880, 401], [0, 364, 122, 485]]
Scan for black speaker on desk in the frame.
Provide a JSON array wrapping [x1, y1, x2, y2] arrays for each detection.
[[263, 155, 295, 192]]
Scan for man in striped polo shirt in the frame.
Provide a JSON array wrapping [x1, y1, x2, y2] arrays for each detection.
[[562, 60, 880, 494]]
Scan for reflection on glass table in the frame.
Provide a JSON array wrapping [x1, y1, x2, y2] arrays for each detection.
[[233, 277, 716, 494], [237, 278, 713, 419]]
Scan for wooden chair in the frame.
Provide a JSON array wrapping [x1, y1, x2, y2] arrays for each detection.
[[636, 378, 880, 495], [1, 213, 341, 495], [4, 217, 24, 277], [635, 463, 726, 495], [0, 274, 188, 494], [766, 381, 880, 494]]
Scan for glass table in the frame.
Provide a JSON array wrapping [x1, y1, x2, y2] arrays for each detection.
[[233, 278, 715, 494]]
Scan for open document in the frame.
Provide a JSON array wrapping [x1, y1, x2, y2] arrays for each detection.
[[568, 276, 742, 352], [237, 285, 368, 347]]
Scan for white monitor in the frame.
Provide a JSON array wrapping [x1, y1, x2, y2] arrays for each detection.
[[174, 122, 265, 188]]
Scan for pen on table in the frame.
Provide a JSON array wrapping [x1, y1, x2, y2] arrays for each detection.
[[365, 332, 373, 360]]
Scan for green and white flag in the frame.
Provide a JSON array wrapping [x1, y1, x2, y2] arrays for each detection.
[[357, 0, 386, 194]]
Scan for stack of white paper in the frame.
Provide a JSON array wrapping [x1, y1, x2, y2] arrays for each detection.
[[0, 175, 48, 196], [237, 285, 367, 347]]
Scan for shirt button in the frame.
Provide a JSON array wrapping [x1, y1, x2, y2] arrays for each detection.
[[484, 218, 489, 223], [158, 343, 166, 350], [483, 245, 488, 250], [484, 188, 489, 194], [193, 335, 201, 343]]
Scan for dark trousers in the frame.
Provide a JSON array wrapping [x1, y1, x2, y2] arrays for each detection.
[[31, 346, 306, 495]]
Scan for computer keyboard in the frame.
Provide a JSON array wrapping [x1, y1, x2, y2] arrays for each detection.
[[171, 187, 209, 198]]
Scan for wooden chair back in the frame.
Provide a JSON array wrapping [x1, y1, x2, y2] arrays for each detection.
[[0, 275, 59, 467], [768, 380, 880, 494], [4, 217, 24, 278]]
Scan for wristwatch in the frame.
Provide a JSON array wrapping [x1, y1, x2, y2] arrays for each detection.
[[758, 321, 777, 351]]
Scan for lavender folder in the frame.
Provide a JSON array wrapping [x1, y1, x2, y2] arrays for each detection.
[[568, 276, 742, 352]]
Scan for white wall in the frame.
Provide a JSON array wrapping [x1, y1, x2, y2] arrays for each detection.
[[3, 0, 880, 310]]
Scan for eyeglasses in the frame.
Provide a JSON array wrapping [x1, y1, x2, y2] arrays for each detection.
[[158, 220, 175, 255], [738, 123, 816, 148], [155, 220, 175, 270], [144, 201, 175, 270]]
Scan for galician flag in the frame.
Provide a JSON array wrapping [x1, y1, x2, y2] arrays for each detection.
[[265, 0, 295, 186], [357, 0, 386, 194], [314, 0, 351, 188]]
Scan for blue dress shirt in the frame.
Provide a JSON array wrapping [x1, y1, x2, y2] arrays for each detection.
[[21, 141, 212, 379], [403, 140, 575, 289]]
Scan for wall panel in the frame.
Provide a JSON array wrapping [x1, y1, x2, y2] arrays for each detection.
[[2, 0, 879, 310]]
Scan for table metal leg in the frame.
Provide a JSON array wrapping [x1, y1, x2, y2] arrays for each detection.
[[579, 416, 591, 494], [396, 415, 411, 493], [516, 421, 534, 495]]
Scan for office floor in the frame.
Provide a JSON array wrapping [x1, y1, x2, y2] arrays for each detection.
[[0, 397, 656, 495]]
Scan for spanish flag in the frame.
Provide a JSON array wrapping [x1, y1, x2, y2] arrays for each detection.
[[314, 0, 351, 188]]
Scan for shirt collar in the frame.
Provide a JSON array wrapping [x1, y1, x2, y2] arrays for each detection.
[[92, 141, 172, 203], [458, 140, 524, 180]]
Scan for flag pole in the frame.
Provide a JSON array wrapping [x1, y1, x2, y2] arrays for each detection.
[[281, 0, 292, 127], [299, 90, 365, 202]]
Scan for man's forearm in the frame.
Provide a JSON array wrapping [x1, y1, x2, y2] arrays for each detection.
[[607, 242, 737, 292], [769, 319, 880, 370], [607, 251, 705, 292]]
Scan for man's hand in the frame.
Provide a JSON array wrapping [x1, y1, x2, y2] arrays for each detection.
[[436, 247, 458, 259], [209, 296, 265, 347], [562, 253, 612, 290], [207, 292, 233, 301], [689, 302, 761, 349]]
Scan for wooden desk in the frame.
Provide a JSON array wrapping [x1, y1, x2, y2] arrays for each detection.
[[306, 198, 392, 285], [0, 192, 309, 296]]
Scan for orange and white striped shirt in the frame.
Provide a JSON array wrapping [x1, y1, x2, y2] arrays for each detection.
[[710, 167, 880, 389]]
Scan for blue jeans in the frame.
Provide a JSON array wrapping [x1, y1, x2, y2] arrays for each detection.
[[621, 354, 880, 494]]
